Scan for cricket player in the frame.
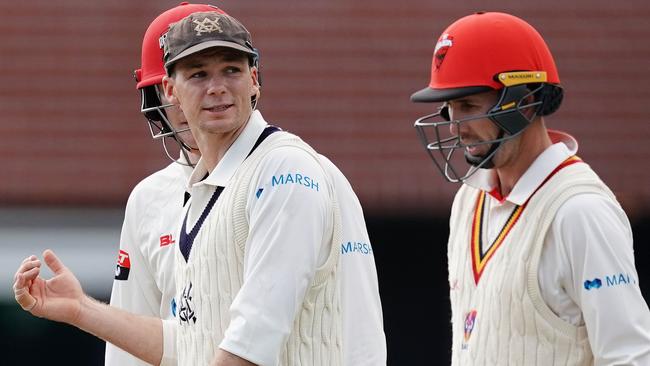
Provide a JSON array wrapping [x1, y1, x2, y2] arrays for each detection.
[[105, 3, 225, 366], [14, 8, 385, 366], [411, 11, 650, 365]]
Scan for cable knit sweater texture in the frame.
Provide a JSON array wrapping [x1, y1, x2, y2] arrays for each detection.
[[176, 132, 343, 366], [448, 162, 618, 366]]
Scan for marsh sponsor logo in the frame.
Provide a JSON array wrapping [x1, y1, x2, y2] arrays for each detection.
[[584, 273, 637, 291], [583, 278, 602, 290], [271, 172, 320, 192], [341, 241, 373, 255], [605, 273, 636, 287]]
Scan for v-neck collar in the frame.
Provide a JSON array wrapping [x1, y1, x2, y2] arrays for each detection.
[[469, 151, 583, 284]]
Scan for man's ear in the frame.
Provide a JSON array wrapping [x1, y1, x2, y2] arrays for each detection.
[[162, 75, 180, 107]]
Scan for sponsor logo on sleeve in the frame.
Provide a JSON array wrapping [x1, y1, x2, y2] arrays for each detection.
[[341, 241, 374, 256], [583, 278, 602, 290], [271, 172, 320, 192], [584, 273, 637, 291], [114, 249, 131, 281]]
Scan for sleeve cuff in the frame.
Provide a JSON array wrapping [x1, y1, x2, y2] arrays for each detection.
[[160, 319, 177, 366]]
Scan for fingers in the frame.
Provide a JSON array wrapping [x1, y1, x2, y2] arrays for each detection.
[[43, 249, 65, 275], [19, 266, 40, 284], [14, 257, 41, 283], [13, 272, 37, 312], [13, 254, 45, 312], [21, 255, 37, 265]]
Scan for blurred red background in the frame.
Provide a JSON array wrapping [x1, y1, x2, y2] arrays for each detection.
[[2, 0, 648, 218]]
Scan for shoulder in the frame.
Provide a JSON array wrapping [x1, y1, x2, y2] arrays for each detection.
[[450, 184, 477, 217], [317, 153, 345, 181], [317, 153, 365, 205], [240, 135, 332, 205], [554, 193, 629, 231], [254, 132, 328, 180], [255, 147, 328, 193], [131, 163, 187, 196], [126, 162, 189, 210], [550, 192, 633, 257]]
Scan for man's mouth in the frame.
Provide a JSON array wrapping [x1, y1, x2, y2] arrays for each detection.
[[460, 135, 490, 157], [203, 104, 233, 112], [465, 144, 483, 156]]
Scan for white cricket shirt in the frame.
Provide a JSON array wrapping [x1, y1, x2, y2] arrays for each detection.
[[165, 110, 385, 365], [105, 159, 193, 366], [464, 129, 650, 365]]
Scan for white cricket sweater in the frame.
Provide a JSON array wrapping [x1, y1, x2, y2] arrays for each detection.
[[175, 132, 343, 366], [448, 161, 618, 365]]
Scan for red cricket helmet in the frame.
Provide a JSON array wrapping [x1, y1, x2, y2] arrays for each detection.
[[411, 11, 560, 103], [411, 12, 564, 183], [134, 2, 225, 90], [134, 3, 225, 165]]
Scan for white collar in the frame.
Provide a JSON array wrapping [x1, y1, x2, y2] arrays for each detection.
[[188, 110, 268, 188], [464, 129, 579, 205]]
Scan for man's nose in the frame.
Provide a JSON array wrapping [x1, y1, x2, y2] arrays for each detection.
[[449, 121, 459, 136], [206, 76, 226, 95]]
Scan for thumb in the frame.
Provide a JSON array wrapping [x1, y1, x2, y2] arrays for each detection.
[[43, 249, 66, 275]]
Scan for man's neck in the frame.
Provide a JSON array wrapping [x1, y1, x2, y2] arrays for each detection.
[[197, 121, 250, 173], [495, 122, 552, 198], [187, 150, 201, 165]]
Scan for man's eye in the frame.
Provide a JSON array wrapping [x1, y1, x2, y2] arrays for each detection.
[[460, 103, 480, 112], [225, 66, 241, 74], [189, 71, 206, 79]]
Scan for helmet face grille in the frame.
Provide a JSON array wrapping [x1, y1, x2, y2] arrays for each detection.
[[413, 84, 549, 183], [138, 85, 194, 167], [139, 86, 175, 139], [410, 12, 565, 182]]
